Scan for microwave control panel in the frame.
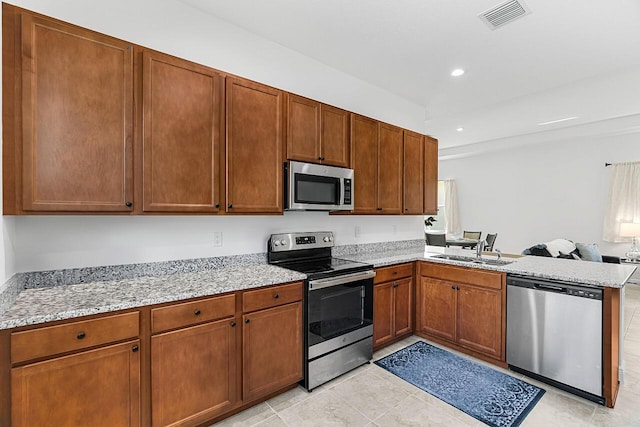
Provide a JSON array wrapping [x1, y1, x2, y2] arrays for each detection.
[[343, 178, 352, 204]]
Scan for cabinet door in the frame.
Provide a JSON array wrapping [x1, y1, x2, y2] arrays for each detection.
[[12, 341, 140, 427], [403, 131, 424, 214], [373, 282, 394, 347], [351, 114, 378, 213], [226, 77, 283, 213], [320, 105, 350, 167], [424, 136, 438, 215], [142, 51, 223, 213], [243, 302, 303, 402], [394, 277, 413, 337], [151, 319, 237, 427], [378, 123, 403, 214], [457, 285, 503, 359], [418, 277, 456, 342], [21, 14, 133, 212], [286, 94, 320, 164]]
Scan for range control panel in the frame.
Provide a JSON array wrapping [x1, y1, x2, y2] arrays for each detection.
[[269, 231, 334, 252]]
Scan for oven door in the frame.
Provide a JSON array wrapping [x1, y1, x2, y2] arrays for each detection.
[[286, 161, 353, 211], [307, 270, 374, 359]]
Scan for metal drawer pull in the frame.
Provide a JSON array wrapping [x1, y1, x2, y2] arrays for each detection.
[[194, 309, 201, 316], [273, 293, 279, 299], [77, 332, 86, 340]]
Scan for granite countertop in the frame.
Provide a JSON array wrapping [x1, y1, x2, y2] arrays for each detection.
[[341, 245, 637, 289], [0, 264, 306, 330], [1, 241, 636, 331]]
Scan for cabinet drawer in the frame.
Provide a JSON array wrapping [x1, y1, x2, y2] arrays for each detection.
[[11, 312, 139, 364], [152, 294, 235, 334], [420, 262, 503, 290], [375, 263, 413, 284], [243, 282, 303, 313]]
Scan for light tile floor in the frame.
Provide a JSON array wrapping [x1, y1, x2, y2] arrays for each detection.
[[213, 284, 640, 427]]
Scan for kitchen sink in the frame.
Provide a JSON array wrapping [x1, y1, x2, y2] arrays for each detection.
[[431, 254, 513, 266]]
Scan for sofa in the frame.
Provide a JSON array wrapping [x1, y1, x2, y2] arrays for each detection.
[[522, 238, 620, 264]]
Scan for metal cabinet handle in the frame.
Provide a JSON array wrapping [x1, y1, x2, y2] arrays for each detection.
[[231, 321, 236, 327], [125, 201, 133, 208], [132, 345, 139, 353], [215, 203, 220, 208], [273, 293, 279, 299], [77, 332, 86, 340], [194, 309, 201, 316], [245, 319, 250, 324]]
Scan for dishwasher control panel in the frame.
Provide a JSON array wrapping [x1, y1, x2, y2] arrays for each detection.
[[507, 275, 603, 301], [566, 288, 601, 299]]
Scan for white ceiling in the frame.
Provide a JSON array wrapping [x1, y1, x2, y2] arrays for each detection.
[[179, 0, 640, 150]]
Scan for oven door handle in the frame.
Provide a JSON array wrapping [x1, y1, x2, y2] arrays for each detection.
[[308, 270, 376, 291]]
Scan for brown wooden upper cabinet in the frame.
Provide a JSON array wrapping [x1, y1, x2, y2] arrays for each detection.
[[17, 13, 134, 212], [142, 50, 223, 213], [286, 94, 350, 168], [226, 77, 284, 214], [403, 130, 424, 214], [424, 136, 439, 215], [351, 115, 403, 214]]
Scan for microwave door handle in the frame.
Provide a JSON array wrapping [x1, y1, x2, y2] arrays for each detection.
[[308, 271, 376, 291]]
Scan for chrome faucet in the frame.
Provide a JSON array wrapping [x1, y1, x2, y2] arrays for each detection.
[[476, 240, 484, 258], [495, 249, 502, 260]]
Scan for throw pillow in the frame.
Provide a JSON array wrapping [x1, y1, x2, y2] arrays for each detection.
[[575, 242, 603, 262], [543, 239, 577, 257]]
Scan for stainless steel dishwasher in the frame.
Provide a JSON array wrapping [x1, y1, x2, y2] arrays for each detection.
[[506, 275, 604, 404]]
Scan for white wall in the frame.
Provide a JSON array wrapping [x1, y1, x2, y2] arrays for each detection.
[[439, 131, 640, 256], [13, 214, 423, 272], [0, 1, 429, 276]]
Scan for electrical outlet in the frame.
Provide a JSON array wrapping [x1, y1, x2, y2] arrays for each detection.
[[354, 226, 360, 237], [213, 232, 223, 247]]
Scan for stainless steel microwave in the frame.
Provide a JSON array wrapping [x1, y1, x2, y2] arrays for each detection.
[[284, 161, 354, 211]]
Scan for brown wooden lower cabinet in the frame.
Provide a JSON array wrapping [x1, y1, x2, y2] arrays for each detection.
[[374, 277, 413, 348], [11, 340, 141, 427], [151, 318, 238, 427], [416, 262, 506, 364], [242, 301, 303, 402]]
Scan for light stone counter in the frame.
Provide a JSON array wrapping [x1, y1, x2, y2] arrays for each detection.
[[0, 264, 305, 330], [341, 245, 637, 289], [1, 240, 635, 331]]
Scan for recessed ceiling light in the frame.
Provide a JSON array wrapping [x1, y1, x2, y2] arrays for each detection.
[[456, 127, 464, 132], [537, 116, 578, 126], [451, 69, 465, 77]]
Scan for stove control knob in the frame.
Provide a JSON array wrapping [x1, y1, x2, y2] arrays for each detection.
[[323, 236, 330, 242], [273, 241, 280, 247], [279, 240, 287, 246], [329, 236, 333, 242]]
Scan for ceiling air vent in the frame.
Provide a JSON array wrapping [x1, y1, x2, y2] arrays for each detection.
[[478, 0, 531, 30]]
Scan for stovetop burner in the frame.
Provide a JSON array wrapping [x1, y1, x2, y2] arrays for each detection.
[[267, 231, 373, 280], [275, 257, 372, 280]]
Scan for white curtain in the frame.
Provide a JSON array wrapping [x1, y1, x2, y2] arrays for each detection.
[[603, 162, 640, 242], [444, 179, 461, 237]]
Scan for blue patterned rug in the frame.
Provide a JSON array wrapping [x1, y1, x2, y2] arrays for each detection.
[[375, 341, 545, 427]]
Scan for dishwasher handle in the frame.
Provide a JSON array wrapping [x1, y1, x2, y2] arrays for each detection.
[[534, 283, 567, 293]]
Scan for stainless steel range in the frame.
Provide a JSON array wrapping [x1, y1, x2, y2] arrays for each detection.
[[268, 231, 375, 390]]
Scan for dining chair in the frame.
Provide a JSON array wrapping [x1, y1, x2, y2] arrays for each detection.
[[485, 233, 498, 251], [426, 233, 447, 247], [463, 231, 482, 240]]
